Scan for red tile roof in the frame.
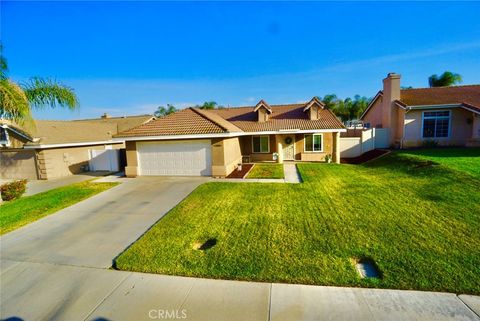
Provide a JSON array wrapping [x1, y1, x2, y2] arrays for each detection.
[[115, 100, 345, 138], [400, 85, 480, 107], [210, 104, 344, 132], [117, 108, 227, 137]]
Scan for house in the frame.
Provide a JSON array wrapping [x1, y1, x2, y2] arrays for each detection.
[[114, 98, 346, 178], [361, 73, 480, 148], [0, 114, 154, 180]]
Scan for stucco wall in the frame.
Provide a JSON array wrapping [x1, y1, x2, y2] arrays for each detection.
[[125, 141, 138, 177], [211, 137, 242, 177], [403, 108, 473, 147], [240, 135, 278, 162], [39, 144, 122, 179], [0, 149, 38, 180], [297, 133, 333, 161], [362, 97, 384, 128]]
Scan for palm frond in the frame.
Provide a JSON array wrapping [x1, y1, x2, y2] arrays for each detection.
[[21, 77, 79, 110], [0, 43, 8, 80], [0, 79, 34, 127]]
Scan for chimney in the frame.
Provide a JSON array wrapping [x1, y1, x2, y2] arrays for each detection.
[[101, 113, 110, 119], [382, 73, 401, 129]]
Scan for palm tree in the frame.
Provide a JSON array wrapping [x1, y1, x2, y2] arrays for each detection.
[[154, 104, 176, 117], [0, 44, 79, 127], [428, 71, 463, 87]]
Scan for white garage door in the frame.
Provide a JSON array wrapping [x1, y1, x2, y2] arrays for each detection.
[[137, 140, 212, 176]]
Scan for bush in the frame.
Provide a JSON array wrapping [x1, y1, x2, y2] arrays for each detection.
[[1, 179, 27, 201]]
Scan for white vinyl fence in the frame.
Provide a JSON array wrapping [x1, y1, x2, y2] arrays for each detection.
[[340, 128, 390, 158], [89, 149, 120, 172]]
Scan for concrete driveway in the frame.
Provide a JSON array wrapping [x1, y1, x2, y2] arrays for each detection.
[[1, 176, 209, 268]]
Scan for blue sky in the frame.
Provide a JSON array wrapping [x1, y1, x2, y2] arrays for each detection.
[[2, 1, 480, 120]]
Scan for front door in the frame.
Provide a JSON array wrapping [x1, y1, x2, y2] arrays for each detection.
[[283, 136, 295, 160]]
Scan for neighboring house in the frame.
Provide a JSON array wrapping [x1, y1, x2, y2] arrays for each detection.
[[361, 73, 480, 148], [114, 97, 346, 178], [0, 114, 154, 180]]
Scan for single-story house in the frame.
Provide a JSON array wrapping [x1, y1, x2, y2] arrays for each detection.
[[114, 98, 346, 178], [361, 73, 480, 148], [0, 114, 154, 180]]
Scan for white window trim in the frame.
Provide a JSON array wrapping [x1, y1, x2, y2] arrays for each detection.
[[304, 133, 323, 152], [421, 110, 451, 139], [252, 135, 270, 153]]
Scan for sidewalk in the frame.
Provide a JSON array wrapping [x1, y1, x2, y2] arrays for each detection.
[[1, 259, 479, 321]]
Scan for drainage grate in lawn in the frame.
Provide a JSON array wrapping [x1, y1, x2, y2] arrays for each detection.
[[193, 238, 217, 251], [354, 258, 381, 279]]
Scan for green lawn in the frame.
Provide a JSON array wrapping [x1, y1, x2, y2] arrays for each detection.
[[247, 163, 284, 179], [116, 148, 480, 294], [0, 181, 118, 235]]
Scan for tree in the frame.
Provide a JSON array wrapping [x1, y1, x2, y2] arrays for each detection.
[[320, 94, 371, 122], [154, 104, 176, 117], [0, 44, 79, 126], [428, 71, 462, 87], [199, 101, 218, 110]]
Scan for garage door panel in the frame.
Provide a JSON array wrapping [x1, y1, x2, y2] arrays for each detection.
[[137, 140, 212, 176]]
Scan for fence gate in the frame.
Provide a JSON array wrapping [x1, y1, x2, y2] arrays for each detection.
[[89, 149, 120, 172]]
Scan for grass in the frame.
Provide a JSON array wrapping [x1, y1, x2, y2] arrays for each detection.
[[247, 163, 284, 179], [116, 148, 480, 294], [0, 180, 118, 235]]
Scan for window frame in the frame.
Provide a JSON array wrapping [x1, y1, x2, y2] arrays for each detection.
[[303, 133, 323, 152], [421, 110, 451, 139], [251, 135, 270, 153]]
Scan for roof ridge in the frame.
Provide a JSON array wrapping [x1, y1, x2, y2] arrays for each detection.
[[190, 108, 242, 132], [217, 102, 307, 110]]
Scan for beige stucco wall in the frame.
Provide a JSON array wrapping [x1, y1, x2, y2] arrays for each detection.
[[295, 133, 333, 161], [363, 96, 384, 129], [0, 149, 38, 180], [211, 137, 242, 177], [125, 141, 138, 177], [38, 144, 122, 179], [240, 135, 278, 162], [403, 108, 473, 147]]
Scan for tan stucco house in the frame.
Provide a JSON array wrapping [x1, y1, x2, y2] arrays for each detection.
[[114, 98, 346, 178], [361, 73, 480, 148], [0, 114, 153, 180]]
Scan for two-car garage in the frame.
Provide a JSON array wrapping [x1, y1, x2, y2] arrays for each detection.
[[136, 140, 212, 176]]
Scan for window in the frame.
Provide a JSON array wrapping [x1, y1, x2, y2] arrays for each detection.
[[304, 134, 323, 152], [423, 111, 450, 138], [252, 135, 269, 153]]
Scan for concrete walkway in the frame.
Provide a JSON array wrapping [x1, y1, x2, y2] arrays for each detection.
[[283, 162, 302, 183], [1, 259, 479, 321], [1, 175, 479, 321]]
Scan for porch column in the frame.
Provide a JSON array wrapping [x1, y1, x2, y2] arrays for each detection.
[[276, 135, 283, 164], [333, 132, 340, 164]]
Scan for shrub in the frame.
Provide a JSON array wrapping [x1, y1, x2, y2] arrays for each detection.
[[422, 139, 438, 148], [0, 179, 27, 201]]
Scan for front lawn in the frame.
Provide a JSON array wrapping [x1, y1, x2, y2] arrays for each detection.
[[246, 163, 284, 179], [0, 181, 118, 235], [116, 148, 480, 294]]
